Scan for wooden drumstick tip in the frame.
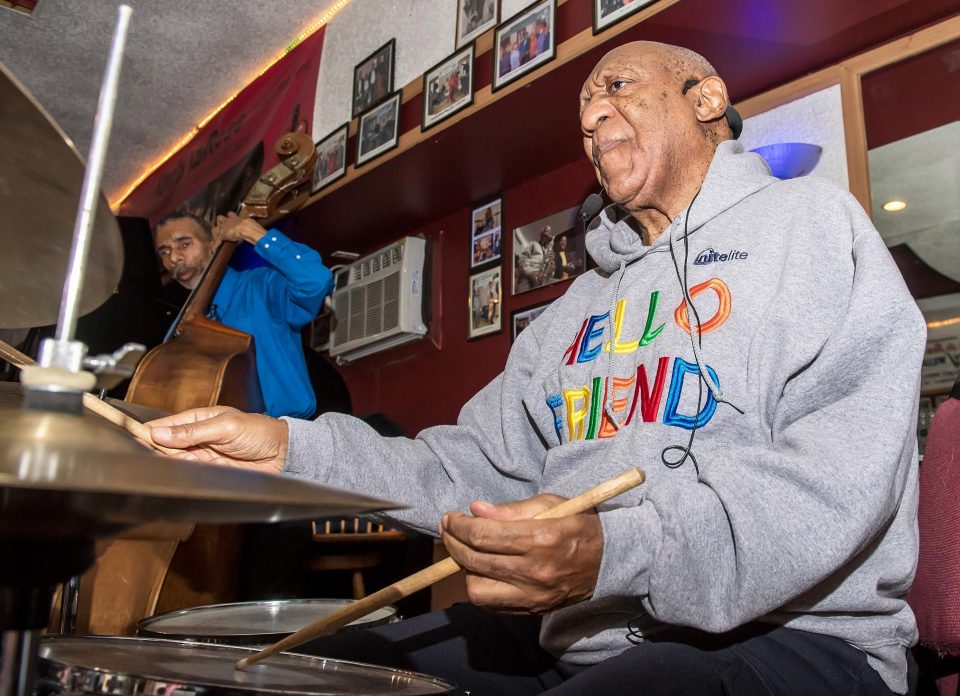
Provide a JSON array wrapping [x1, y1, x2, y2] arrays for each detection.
[[232, 466, 646, 671]]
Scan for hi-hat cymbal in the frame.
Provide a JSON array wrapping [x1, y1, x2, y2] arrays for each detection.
[[0, 62, 122, 330], [0, 383, 399, 541]]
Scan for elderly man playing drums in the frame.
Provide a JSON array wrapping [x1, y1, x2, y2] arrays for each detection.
[[151, 41, 925, 696]]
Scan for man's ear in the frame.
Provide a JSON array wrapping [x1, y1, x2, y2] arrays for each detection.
[[694, 76, 729, 125]]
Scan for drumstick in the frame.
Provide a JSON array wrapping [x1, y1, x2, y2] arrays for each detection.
[[0, 339, 181, 455], [235, 466, 645, 670]]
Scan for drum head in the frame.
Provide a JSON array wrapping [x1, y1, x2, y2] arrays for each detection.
[[138, 599, 398, 645], [38, 636, 454, 695]]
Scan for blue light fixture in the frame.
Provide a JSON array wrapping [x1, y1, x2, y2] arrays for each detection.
[[750, 143, 822, 179]]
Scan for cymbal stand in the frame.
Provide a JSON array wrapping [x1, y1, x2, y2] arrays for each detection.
[[0, 7, 132, 696]]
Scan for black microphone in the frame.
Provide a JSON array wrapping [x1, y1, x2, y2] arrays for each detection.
[[578, 193, 604, 223]]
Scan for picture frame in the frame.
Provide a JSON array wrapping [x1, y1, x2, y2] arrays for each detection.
[[422, 44, 475, 131], [470, 197, 503, 269], [352, 39, 395, 118], [492, 0, 556, 92], [511, 300, 551, 342], [468, 266, 503, 339], [512, 205, 587, 295], [457, 0, 499, 48], [310, 123, 348, 194], [356, 92, 401, 167], [593, 0, 658, 34]]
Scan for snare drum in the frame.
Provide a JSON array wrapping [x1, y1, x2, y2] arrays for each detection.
[[137, 599, 399, 646], [37, 636, 455, 695]]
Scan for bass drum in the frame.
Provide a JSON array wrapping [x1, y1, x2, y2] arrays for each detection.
[[137, 598, 399, 646], [36, 636, 455, 696]]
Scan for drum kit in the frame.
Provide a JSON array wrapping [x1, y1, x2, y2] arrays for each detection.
[[0, 7, 456, 696]]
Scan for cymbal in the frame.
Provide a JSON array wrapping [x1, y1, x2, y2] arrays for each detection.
[[0, 62, 122, 329], [0, 383, 400, 541]]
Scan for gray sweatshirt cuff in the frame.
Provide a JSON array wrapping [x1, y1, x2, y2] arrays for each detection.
[[280, 416, 334, 482], [593, 502, 662, 601]]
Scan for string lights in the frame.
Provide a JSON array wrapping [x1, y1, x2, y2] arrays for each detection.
[[927, 317, 960, 330]]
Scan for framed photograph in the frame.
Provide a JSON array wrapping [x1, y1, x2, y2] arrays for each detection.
[[457, 0, 499, 48], [422, 44, 475, 131], [593, 0, 658, 34], [492, 0, 556, 92], [356, 92, 401, 167], [468, 266, 502, 339], [352, 39, 395, 118], [470, 197, 502, 269], [512, 205, 587, 295], [511, 301, 551, 342], [310, 124, 348, 193]]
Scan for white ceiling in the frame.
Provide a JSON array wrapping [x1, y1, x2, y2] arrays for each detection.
[[869, 120, 960, 283], [0, 0, 339, 203]]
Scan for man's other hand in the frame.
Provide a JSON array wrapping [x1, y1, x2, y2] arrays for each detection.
[[440, 494, 604, 614], [148, 406, 286, 474], [213, 212, 268, 245]]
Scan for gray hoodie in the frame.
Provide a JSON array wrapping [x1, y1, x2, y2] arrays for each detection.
[[284, 141, 925, 693]]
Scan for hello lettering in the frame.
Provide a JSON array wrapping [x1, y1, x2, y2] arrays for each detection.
[[546, 278, 731, 441]]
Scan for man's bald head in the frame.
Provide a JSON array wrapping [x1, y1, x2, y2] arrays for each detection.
[[578, 41, 734, 233]]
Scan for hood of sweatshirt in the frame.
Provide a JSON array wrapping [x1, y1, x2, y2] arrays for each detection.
[[586, 140, 776, 273]]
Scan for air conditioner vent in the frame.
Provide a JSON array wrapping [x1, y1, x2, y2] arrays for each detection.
[[329, 236, 428, 363]]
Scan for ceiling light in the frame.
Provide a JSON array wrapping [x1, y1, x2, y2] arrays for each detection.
[[882, 200, 907, 212]]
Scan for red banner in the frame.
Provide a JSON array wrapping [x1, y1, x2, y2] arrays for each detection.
[[119, 27, 325, 226]]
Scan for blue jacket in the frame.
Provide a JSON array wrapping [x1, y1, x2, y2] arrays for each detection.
[[210, 229, 333, 417]]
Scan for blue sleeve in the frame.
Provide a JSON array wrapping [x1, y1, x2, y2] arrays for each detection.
[[253, 229, 334, 328]]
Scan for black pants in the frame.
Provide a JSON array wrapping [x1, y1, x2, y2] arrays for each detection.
[[298, 603, 915, 695]]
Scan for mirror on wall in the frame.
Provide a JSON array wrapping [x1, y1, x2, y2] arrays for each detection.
[[862, 38, 960, 451]]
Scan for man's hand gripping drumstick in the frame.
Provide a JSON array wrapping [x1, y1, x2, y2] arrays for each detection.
[[234, 467, 645, 670], [146, 408, 645, 670]]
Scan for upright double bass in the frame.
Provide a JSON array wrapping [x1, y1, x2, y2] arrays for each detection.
[[75, 131, 318, 635], [126, 130, 317, 413]]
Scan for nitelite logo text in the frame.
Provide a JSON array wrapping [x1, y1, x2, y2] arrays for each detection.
[[694, 247, 749, 265]]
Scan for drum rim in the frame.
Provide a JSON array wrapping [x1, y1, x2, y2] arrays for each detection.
[[38, 635, 455, 696], [137, 598, 398, 643]]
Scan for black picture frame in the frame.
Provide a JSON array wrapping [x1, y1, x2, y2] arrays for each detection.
[[470, 196, 503, 270], [356, 91, 401, 167], [511, 300, 552, 342], [352, 38, 396, 118], [310, 123, 349, 194], [468, 266, 503, 339], [456, 0, 499, 48], [422, 44, 476, 131], [492, 0, 556, 92], [593, 0, 658, 34]]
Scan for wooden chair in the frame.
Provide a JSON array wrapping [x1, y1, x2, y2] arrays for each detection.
[[307, 517, 405, 599]]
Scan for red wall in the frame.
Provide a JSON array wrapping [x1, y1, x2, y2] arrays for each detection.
[[312, 157, 598, 437]]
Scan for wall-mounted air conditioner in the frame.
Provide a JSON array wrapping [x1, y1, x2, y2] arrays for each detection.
[[328, 236, 428, 364]]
